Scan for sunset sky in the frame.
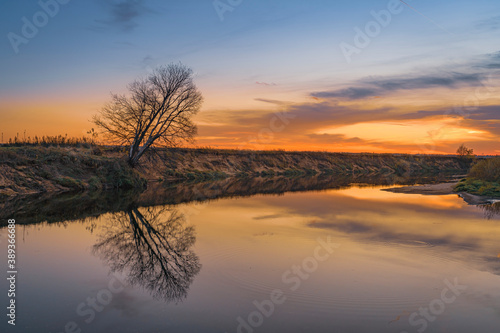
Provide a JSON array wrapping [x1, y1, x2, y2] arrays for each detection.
[[1, 0, 499, 154]]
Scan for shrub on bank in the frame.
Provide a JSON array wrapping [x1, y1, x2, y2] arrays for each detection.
[[454, 179, 500, 197], [454, 158, 500, 197], [468, 158, 500, 183]]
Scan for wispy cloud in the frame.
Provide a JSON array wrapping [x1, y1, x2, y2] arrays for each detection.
[[365, 72, 484, 90], [306, 133, 364, 144], [475, 15, 500, 31], [254, 98, 290, 105], [255, 81, 277, 86], [312, 72, 486, 100], [475, 51, 500, 69], [312, 52, 500, 101], [312, 87, 379, 100], [93, 0, 151, 32]]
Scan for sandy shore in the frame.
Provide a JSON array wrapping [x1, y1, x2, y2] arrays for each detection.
[[382, 182, 459, 195]]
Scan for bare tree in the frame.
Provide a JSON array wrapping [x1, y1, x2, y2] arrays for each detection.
[[93, 63, 203, 167], [456, 143, 474, 157]]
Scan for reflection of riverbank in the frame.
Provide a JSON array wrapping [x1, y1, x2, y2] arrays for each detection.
[[481, 202, 500, 219], [0, 173, 460, 226]]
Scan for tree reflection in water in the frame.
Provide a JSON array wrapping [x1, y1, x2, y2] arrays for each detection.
[[93, 206, 201, 303]]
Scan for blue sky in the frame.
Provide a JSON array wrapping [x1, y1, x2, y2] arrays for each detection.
[[1, 0, 499, 153]]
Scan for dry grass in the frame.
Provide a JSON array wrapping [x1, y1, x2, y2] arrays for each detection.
[[1, 134, 96, 148]]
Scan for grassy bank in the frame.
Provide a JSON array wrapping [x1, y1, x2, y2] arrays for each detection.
[[0, 146, 146, 197], [150, 148, 472, 181], [454, 157, 500, 197], [0, 145, 474, 197]]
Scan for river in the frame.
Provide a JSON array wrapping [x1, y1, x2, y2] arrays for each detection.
[[1, 177, 499, 333]]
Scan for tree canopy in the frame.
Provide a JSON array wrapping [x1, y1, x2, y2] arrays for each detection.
[[93, 63, 203, 167], [456, 143, 474, 157]]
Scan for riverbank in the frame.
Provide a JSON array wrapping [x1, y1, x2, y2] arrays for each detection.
[[0, 145, 474, 197], [0, 146, 146, 197]]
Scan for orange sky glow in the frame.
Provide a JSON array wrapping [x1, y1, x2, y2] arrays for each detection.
[[1, 1, 499, 155]]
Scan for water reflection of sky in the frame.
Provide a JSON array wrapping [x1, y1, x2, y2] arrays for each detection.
[[1, 186, 499, 333]]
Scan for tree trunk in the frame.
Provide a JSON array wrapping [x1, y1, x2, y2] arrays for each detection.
[[128, 140, 153, 167]]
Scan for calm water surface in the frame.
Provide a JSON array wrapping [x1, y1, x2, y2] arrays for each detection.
[[1, 183, 500, 333]]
